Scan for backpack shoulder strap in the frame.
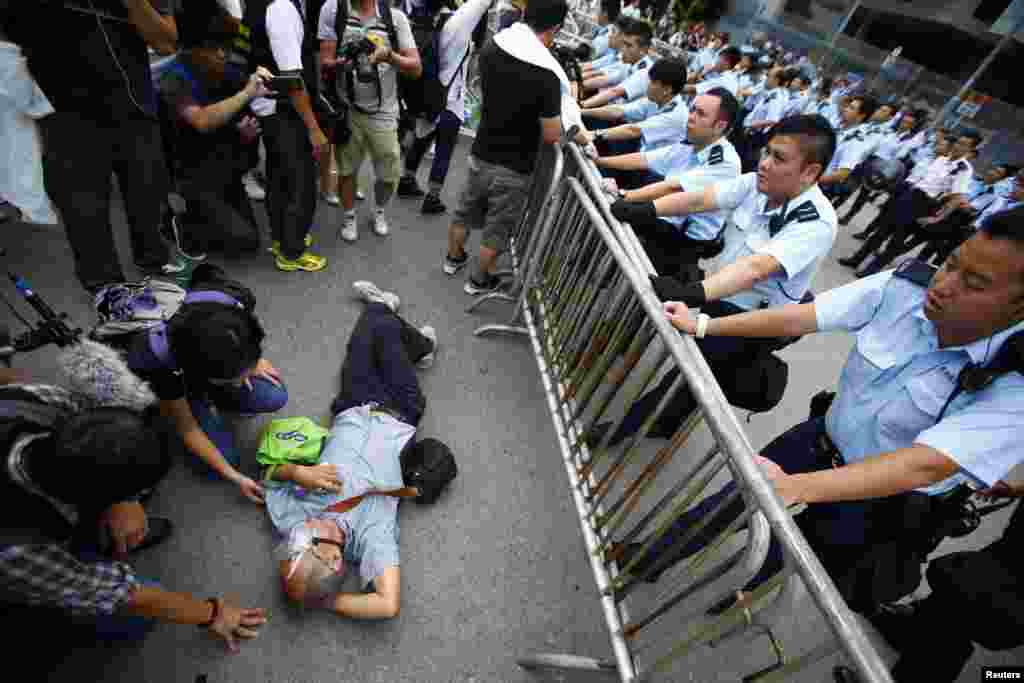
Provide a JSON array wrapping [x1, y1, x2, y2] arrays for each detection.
[[335, 0, 348, 43], [147, 323, 178, 370], [182, 291, 243, 308], [380, 0, 398, 47], [324, 486, 419, 514], [0, 400, 65, 430]]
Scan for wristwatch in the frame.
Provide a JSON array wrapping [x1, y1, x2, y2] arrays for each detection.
[[594, 130, 606, 142]]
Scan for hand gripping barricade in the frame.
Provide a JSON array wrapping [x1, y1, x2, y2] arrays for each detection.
[[466, 135, 893, 683]]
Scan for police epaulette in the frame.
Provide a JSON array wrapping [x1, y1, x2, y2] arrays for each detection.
[[788, 200, 819, 223], [893, 259, 937, 287], [707, 145, 724, 165]]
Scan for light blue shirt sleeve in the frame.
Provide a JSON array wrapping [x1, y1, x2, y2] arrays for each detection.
[[593, 30, 610, 58], [601, 62, 630, 86], [637, 101, 689, 150], [643, 144, 690, 179], [621, 65, 652, 101], [914, 379, 1024, 488], [355, 517, 401, 589], [712, 171, 757, 211], [758, 212, 837, 280], [590, 51, 618, 69], [814, 271, 893, 333], [622, 97, 657, 123]]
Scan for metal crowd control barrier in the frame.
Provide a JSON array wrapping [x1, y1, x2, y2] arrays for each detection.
[[469, 137, 892, 683]]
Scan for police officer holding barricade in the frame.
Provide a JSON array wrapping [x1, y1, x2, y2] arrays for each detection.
[[618, 206, 1024, 617], [595, 88, 742, 280], [601, 114, 837, 448]]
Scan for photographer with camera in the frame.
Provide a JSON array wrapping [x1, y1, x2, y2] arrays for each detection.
[[319, 0, 422, 242], [245, 0, 329, 273], [0, 361, 265, 653], [397, 0, 493, 215], [157, 11, 273, 256], [1, 1, 189, 293]]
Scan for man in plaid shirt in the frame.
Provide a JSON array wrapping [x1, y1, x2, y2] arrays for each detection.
[[0, 375, 265, 651]]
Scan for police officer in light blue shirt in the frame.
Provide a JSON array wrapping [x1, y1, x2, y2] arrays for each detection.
[[629, 206, 1024, 603], [600, 89, 743, 278], [598, 115, 838, 459], [581, 58, 689, 155], [581, 19, 653, 103], [589, 0, 620, 59]]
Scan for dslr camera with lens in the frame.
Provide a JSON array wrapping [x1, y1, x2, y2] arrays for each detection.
[[338, 36, 379, 83]]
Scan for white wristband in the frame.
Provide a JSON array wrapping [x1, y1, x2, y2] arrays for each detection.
[[695, 313, 711, 339]]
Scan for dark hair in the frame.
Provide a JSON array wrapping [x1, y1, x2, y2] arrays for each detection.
[[980, 205, 1024, 245], [774, 67, 794, 87], [849, 93, 880, 122], [648, 58, 687, 94], [959, 129, 983, 148], [768, 114, 837, 178], [45, 407, 175, 509], [718, 46, 742, 68], [1005, 165, 1022, 177], [817, 76, 834, 95], [623, 19, 653, 47], [705, 86, 740, 134], [524, 0, 569, 33], [601, 0, 621, 22], [169, 303, 265, 380], [614, 14, 634, 31]]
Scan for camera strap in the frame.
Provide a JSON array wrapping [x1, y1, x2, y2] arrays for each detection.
[[335, 0, 397, 114]]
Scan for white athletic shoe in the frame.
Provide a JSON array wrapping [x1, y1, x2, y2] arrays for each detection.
[[242, 171, 266, 201], [352, 281, 400, 312], [340, 213, 358, 242], [373, 211, 389, 236], [321, 191, 341, 206], [417, 325, 437, 369], [355, 189, 366, 201]]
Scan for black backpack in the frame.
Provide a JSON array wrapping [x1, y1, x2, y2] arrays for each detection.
[[400, 437, 457, 505], [400, 10, 471, 121]]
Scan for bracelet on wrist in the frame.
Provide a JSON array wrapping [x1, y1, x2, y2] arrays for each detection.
[[198, 597, 220, 628], [695, 313, 711, 339]]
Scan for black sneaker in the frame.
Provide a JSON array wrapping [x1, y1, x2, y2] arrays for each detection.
[[397, 176, 425, 198], [442, 252, 469, 276], [464, 273, 502, 296], [421, 194, 446, 215]]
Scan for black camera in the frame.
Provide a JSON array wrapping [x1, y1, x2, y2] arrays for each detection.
[[338, 37, 378, 82], [551, 41, 591, 92]]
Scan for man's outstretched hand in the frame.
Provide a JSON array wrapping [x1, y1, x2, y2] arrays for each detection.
[[294, 464, 343, 494]]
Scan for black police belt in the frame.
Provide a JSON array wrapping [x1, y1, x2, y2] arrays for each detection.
[[813, 425, 845, 469]]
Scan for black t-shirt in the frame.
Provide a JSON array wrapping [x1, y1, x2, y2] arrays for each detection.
[[125, 331, 186, 402], [4, 0, 179, 122], [471, 39, 561, 175], [157, 59, 251, 178]]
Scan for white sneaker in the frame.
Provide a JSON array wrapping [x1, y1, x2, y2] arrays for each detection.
[[321, 191, 340, 206], [424, 142, 436, 159], [340, 213, 358, 242], [355, 189, 366, 201], [242, 171, 266, 201], [416, 325, 437, 369], [373, 211, 389, 236], [352, 281, 400, 312]]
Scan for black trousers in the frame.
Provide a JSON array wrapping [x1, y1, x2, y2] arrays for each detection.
[[38, 112, 170, 290], [177, 172, 261, 255], [330, 303, 434, 427], [606, 300, 779, 445], [890, 502, 1024, 682], [843, 188, 938, 271], [261, 107, 317, 260], [631, 217, 707, 281]]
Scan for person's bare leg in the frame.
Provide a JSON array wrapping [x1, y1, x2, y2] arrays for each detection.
[[477, 246, 498, 277], [448, 221, 468, 260], [340, 174, 357, 210], [320, 154, 337, 196]]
